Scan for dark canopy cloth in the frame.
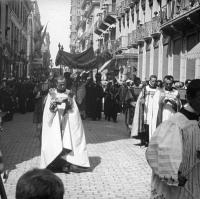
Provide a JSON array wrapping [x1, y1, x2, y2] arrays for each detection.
[[55, 47, 97, 70]]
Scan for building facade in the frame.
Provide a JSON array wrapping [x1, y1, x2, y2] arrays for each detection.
[[70, 0, 138, 81], [28, 0, 51, 79], [0, 0, 33, 79], [117, 0, 200, 81], [0, 0, 49, 80], [70, 0, 200, 82]]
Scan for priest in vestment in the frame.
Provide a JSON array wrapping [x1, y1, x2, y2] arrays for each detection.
[[40, 76, 90, 173], [146, 79, 200, 199], [131, 75, 157, 146], [150, 75, 181, 135]]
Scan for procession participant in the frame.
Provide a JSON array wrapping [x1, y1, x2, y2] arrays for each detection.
[[33, 81, 43, 139], [85, 77, 96, 119], [146, 79, 200, 199], [110, 79, 120, 123], [104, 81, 112, 121], [41, 76, 90, 173], [95, 73, 104, 120], [131, 75, 157, 146], [48, 72, 57, 89], [150, 75, 181, 135], [76, 75, 87, 120], [124, 80, 137, 134]]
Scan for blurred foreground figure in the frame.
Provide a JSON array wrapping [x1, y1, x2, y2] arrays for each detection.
[[146, 79, 200, 199], [41, 76, 90, 173], [16, 168, 64, 199]]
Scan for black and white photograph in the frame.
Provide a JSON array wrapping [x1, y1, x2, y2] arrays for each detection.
[[0, 0, 200, 198]]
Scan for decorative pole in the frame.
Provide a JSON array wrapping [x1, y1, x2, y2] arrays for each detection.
[[61, 45, 64, 75], [58, 43, 61, 74]]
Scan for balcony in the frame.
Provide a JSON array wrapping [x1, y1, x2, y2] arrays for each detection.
[[85, 0, 100, 18], [98, 15, 109, 31], [120, 1, 125, 17], [81, 0, 88, 10], [128, 30, 138, 48], [94, 20, 103, 35], [143, 21, 152, 41], [104, 40, 116, 53], [160, 1, 200, 35], [103, 3, 116, 25], [118, 36, 128, 51], [124, 0, 130, 12], [116, 7, 122, 20], [136, 25, 145, 44], [151, 16, 161, 38]]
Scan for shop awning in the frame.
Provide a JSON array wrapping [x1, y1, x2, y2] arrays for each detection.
[[98, 59, 112, 72], [187, 42, 200, 59]]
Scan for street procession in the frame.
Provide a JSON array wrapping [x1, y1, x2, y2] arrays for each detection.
[[1, 0, 200, 198]]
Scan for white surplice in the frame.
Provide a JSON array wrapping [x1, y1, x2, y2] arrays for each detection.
[[40, 90, 90, 168], [146, 112, 200, 199], [150, 88, 180, 136], [131, 85, 156, 139]]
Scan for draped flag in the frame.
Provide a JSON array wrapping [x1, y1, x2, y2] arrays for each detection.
[[55, 47, 97, 70]]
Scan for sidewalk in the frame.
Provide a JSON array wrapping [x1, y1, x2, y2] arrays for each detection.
[[1, 112, 151, 199]]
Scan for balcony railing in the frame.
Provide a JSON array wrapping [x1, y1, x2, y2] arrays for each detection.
[[86, 0, 101, 17], [118, 36, 128, 50], [81, 0, 87, 10], [103, 3, 116, 17], [143, 21, 152, 39], [128, 30, 138, 47], [160, 0, 200, 25], [152, 16, 160, 35], [104, 40, 116, 52], [136, 25, 145, 42], [94, 16, 104, 35], [103, 3, 116, 24]]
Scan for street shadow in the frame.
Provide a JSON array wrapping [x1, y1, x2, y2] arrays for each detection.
[[88, 156, 101, 172]]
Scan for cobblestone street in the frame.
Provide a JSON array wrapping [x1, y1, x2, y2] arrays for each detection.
[[1, 112, 151, 199]]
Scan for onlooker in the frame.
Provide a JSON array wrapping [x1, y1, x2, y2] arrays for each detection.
[[16, 168, 64, 199]]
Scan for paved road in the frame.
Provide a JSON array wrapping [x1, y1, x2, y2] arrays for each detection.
[[1, 112, 151, 199]]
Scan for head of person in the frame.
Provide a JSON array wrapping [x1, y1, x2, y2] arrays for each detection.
[[134, 77, 141, 87], [163, 75, 174, 91], [16, 168, 64, 199], [149, 75, 157, 88], [49, 72, 54, 80], [186, 79, 200, 114], [56, 76, 66, 92], [157, 80, 163, 88], [185, 79, 191, 88]]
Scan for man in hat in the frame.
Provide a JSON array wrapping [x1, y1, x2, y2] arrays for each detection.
[[41, 76, 90, 173], [146, 79, 200, 199]]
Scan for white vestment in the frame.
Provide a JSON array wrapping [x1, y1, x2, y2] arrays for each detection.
[[146, 112, 200, 199], [150, 88, 180, 136], [40, 90, 90, 168], [131, 85, 156, 139]]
